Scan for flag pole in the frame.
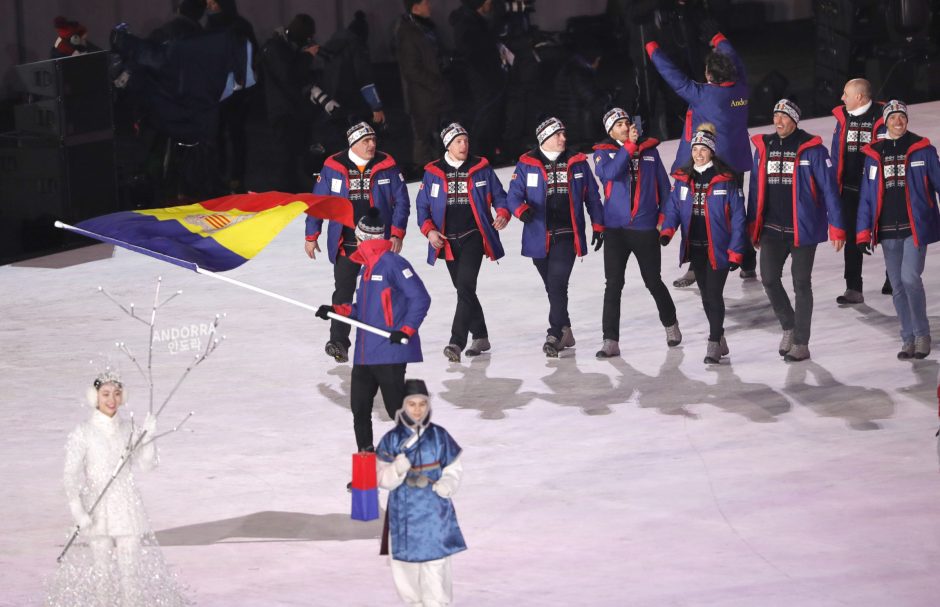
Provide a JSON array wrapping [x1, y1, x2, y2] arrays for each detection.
[[53, 221, 404, 343]]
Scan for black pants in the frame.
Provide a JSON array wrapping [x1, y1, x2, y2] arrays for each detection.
[[741, 239, 758, 272], [602, 228, 677, 340], [331, 254, 362, 348], [271, 115, 312, 193], [532, 233, 576, 339], [841, 187, 864, 291], [759, 237, 818, 346], [217, 89, 250, 187], [350, 363, 406, 450], [445, 231, 487, 348], [689, 247, 730, 342]]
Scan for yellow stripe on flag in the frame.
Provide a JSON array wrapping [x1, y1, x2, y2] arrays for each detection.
[[136, 200, 309, 260]]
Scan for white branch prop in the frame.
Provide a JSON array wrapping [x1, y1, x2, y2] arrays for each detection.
[[141, 412, 195, 448]]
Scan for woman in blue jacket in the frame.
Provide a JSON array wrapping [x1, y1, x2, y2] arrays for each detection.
[[415, 122, 510, 362], [858, 100, 940, 359], [660, 124, 746, 364], [506, 116, 604, 357]]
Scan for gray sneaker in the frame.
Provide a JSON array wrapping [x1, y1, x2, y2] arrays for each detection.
[[739, 269, 757, 279], [543, 335, 560, 358], [595, 339, 621, 358], [465, 337, 491, 357], [704, 340, 722, 364], [665, 322, 682, 347], [778, 330, 794, 356], [673, 270, 696, 288], [720, 335, 729, 356], [897, 341, 915, 360], [443, 344, 462, 362], [836, 289, 865, 305], [560, 326, 576, 349], [914, 335, 932, 359], [325, 341, 349, 363], [784, 344, 811, 362]]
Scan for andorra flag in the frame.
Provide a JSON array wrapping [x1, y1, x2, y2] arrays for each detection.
[[63, 192, 351, 272]]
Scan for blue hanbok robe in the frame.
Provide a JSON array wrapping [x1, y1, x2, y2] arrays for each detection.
[[377, 423, 467, 562]]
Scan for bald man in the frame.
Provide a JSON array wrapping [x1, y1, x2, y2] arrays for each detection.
[[830, 78, 886, 304]]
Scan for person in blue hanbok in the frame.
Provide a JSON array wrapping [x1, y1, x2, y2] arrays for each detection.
[[377, 379, 466, 606]]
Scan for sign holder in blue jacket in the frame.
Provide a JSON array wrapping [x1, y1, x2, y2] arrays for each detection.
[[306, 152, 411, 263]]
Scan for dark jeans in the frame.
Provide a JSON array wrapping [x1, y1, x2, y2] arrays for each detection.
[[759, 237, 818, 345], [331, 254, 362, 348], [841, 187, 863, 291], [445, 231, 487, 348], [350, 363, 406, 450], [741, 239, 757, 272], [689, 247, 730, 342], [602, 228, 677, 340], [532, 233, 576, 339]]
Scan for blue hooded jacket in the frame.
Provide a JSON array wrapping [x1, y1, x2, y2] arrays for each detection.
[[592, 137, 671, 231]]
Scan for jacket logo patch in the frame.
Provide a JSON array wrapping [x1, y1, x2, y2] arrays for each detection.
[[573, 173, 583, 179], [799, 160, 811, 166], [680, 186, 688, 201], [331, 178, 342, 193], [402, 269, 413, 279], [431, 183, 440, 198], [527, 173, 539, 187], [869, 166, 878, 180], [911, 160, 926, 167], [475, 180, 486, 187], [642, 155, 655, 161], [371, 275, 383, 281], [825, 158, 832, 168], [713, 189, 727, 195], [377, 178, 391, 185], [609, 153, 616, 159]]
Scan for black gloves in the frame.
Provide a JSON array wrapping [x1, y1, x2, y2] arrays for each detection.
[[729, 262, 740, 271], [859, 242, 872, 256], [315, 305, 332, 320], [592, 231, 604, 251], [659, 235, 671, 247], [389, 330, 408, 344], [518, 208, 534, 224]]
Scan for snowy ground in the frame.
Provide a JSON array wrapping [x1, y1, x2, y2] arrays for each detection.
[[2, 104, 940, 607]]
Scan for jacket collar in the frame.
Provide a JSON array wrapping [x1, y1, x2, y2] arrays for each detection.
[[350, 238, 392, 268]]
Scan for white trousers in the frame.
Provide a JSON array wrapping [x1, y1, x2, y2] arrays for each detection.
[[390, 556, 452, 606]]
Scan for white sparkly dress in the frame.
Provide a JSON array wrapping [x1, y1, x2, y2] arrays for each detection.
[[46, 409, 187, 607]]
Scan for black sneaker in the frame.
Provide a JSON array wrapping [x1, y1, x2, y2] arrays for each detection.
[[325, 341, 349, 363], [882, 278, 893, 295]]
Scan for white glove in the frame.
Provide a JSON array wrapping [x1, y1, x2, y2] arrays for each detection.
[[432, 476, 457, 498], [142, 413, 157, 436], [309, 86, 340, 115], [75, 510, 93, 529], [393, 453, 411, 475]]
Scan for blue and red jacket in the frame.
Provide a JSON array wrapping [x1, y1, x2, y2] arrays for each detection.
[[830, 103, 886, 194], [857, 135, 940, 247], [660, 169, 746, 270], [591, 137, 670, 230], [415, 156, 510, 265], [330, 239, 431, 365], [646, 33, 751, 173], [306, 151, 410, 263], [747, 131, 846, 246], [506, 150, 603, 258]]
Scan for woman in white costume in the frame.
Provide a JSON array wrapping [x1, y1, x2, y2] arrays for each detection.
[[46, 371, 186, 607]]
